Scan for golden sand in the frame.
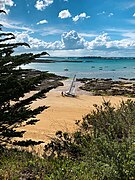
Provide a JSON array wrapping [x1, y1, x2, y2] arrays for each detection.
[[20, 79, 134, 143]]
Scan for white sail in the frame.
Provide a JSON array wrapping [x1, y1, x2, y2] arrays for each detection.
[[65, 75, 76, 97]]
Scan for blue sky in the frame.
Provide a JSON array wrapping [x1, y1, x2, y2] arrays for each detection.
[[1, 0, 135, 56]]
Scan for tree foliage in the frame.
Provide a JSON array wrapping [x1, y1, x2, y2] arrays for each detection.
[[0, 10, 50, 146]]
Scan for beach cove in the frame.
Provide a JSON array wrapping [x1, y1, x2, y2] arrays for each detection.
[[19, 79, 134, 143]]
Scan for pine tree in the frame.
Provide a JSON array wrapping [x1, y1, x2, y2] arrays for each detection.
[[0, 10, 52, 147]]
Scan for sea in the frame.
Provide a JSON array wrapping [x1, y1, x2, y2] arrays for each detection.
[[23, 57, 135, 80]]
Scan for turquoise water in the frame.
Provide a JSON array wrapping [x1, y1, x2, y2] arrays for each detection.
[[23, 57, 135, 80]]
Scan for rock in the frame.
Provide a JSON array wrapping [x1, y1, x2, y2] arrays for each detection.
[[79, 78, 135, 97]]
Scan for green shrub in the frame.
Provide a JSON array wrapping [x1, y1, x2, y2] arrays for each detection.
[[44, 100, 135, 179]]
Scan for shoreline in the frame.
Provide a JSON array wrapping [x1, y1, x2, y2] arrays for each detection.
[[18, 78, 135, 143]]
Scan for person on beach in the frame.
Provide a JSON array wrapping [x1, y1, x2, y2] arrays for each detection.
[[61, 91, 64, 97]]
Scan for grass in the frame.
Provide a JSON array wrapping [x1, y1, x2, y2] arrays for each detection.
[[0, 148, 95, 179]]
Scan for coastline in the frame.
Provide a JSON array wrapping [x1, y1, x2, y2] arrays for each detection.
[[18, 79, 135, 143], [32, 56, 135, 64], [24, 57, 135, 80]]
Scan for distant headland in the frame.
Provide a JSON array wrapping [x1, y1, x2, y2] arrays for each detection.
[[32, 56, 135, 63]]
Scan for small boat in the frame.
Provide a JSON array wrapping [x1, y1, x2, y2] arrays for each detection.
[[64, 68, 69, 71], [64, 75, 76, 97]]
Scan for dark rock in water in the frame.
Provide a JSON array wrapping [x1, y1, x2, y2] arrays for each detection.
[[99, 68, 103, 70], [130, 78, 135, 81], [101, 78, 112, 81], [119, 77, 129, 80], [77, 78, 94, 82]]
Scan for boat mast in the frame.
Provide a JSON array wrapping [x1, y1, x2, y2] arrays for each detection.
[[68, 75, 76, 94]]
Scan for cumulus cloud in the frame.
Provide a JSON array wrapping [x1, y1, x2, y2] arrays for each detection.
[[85, 33, 135, 51], [86, 33, 110, 50], [27, 30, 85, 50], [35, 0, 53, 11], [61, 30, 85, 49], [133, 13, 135, 17], [8, 30, 85, 51], [7, 31, 63, 51], [0, 0, 14, 13], [7, 29, 135, 56], [58, 9, 71, 19], [72, 13, 90, 22], [37, 19, 48, 25]]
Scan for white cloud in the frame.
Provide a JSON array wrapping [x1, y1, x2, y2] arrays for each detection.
[[122, 32, 135, 39], [108, 13, 114, 17], [37, 19, 48, 25], [7, 29, 135, 57], [0, 20, 33, 31], [72, 13, 90, 22], [123, 2, 135, 9], [5, 0, 14, 6], [86, 33, 110, 50], [58, 9, 71, 19], [97, 11, 113, 18], [106, 28, 135, 40], [127, 19, 135, 25], [41, 27, 64, 36], [8, 30, 85, 51], [133, 13, 135, 17], [61, 30, 85, 49], [97, 11, 106, 16], [6, 31, 63, 51], [0, 0, 14, 13], [35, 0, 53, 11], [79, 33, 97, 38], [106, 28, 129, 33], [85, 33, 135, 52], [13, 31, 29, 43]]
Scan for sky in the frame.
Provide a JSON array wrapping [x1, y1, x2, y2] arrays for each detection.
[[1, 0, 135, 57]]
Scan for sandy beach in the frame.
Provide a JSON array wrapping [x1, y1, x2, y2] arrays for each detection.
[[18, 79, 134, 143]]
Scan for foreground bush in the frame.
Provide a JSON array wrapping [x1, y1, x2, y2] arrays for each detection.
[[0, 100, 134, 179], [44, 100, 135, 179]]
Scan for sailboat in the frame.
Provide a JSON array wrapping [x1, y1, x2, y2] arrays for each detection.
[[64, 75, 76, 97]]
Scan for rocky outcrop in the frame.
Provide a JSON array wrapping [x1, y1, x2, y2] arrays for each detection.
[[79, 78, 135, 97]]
